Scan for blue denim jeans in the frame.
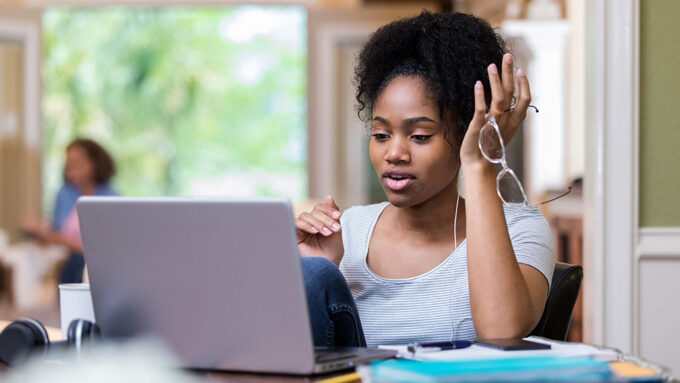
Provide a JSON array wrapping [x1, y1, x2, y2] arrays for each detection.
[[301, 257, 366, 347]]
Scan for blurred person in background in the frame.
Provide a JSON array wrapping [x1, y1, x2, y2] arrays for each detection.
[[23, 138, 117, 284]]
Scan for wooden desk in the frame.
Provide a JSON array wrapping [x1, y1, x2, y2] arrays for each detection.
[[199, 370, 357, 382]]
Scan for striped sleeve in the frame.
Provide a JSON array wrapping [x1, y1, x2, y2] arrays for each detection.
[[505, 206, 557, 288]]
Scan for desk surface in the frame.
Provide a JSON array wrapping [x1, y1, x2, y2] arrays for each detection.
[[0, 357, 671, 383], [0, 361, 352, 383], [0, 321, 351, 382], [200, 371, 355, 383], [0, 326, 671, 383]]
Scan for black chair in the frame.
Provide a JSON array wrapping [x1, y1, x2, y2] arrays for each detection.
[[529, 262, 583, 341]]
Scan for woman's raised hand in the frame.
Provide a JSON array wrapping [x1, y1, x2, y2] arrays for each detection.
[[295, 195, 344, 266], [460, 53, 532, 166]]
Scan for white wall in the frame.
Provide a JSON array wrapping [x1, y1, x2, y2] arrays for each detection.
[[637, 236, 680, 373]]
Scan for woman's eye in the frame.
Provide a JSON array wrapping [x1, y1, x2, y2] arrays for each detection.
[[371, 133, 390, 141], [411, 135, 432, 143]]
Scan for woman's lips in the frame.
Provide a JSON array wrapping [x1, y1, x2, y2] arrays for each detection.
[[382, 170, 416, 191], [384, 176, 414, 191]]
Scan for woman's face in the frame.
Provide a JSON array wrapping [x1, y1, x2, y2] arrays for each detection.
[[369, 76, 459, 208], [65, 145, 95, 188]]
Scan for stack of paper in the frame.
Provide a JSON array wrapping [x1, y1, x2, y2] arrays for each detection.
[[367, 337, 669, 382], [378, 336, 619, 361]]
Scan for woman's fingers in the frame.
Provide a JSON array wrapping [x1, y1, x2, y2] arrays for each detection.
[[299, 206, 341, 236], [324, 195, 340, 213], [460, 81, 491, 164], [467, 81, 488, 136], [312, 208, 341, 234], [295, 195, 342, 240], [509, 68, 532, 127], [461, 81, 486, 146], [321, 196, 342, 219], [487, 63, 506, 116], [295, 215, 320, 235], [501, 54, 515, 104], [298, 212, 334, 236]]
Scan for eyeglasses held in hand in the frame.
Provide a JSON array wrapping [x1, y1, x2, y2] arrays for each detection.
[[478, 116, 530, 206], [478, 109, 571, 206]]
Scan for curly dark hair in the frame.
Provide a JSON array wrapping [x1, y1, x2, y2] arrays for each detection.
[[355, 11, 509, 147], [64, 138, 116, 185]]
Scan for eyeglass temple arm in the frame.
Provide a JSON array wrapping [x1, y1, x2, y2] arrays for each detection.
[[538, 186, 572, 206], [502, 104, 539, 114]]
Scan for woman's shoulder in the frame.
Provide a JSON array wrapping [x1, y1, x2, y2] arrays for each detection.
[[55, 184, 80, 210], [502, 204, 554, 243], [502, 204, 557, 286], [502, 204, 553, 238], [340, 202, 388, 247], [502, 203, 549, 223], [95, 184, 119, 196], [341, 201, 389, 226], [56, 184, 79, 198], [340, 202, 388, 268]]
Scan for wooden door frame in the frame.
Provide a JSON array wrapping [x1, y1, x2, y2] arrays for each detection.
[[583, 0, 639, 353], [0, 4, 43, 226]]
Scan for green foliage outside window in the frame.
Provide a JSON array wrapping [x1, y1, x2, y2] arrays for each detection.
[[42, 7, 307, 214]]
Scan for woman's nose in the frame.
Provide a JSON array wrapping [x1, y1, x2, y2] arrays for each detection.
[[384, 137, 410, 164]]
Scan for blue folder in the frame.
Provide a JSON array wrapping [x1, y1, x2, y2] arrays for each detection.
[[366, 356, 614, 382]]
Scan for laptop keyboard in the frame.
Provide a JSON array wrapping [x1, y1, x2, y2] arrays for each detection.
[[315, 351, 357, 363]]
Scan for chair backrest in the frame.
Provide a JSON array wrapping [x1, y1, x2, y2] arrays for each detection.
[[529, 262, 583, 341]]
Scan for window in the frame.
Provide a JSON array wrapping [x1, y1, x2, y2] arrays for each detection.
[[42, 6, 307, 213]]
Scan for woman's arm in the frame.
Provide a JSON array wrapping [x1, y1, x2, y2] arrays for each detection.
[[21, 221, 84, 253], [460, 55, 550, 339], [43, 232, 84, 253], [463, 162, 549, 339]]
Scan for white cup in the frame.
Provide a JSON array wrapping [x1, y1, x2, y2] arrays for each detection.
[[59, 283, 96, 339]]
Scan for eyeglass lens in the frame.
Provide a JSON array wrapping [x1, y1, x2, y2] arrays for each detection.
[[479, 124, 504, 162], [476, 107, 570, 206], [498, 169, 528, 204]]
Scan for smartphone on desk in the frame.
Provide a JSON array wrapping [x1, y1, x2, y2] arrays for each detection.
[[476, 339, 551, 351]]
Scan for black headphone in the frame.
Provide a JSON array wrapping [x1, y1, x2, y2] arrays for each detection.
[[0, 318, 100, 366]]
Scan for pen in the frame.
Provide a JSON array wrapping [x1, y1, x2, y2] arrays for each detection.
[[407, 340, 472, 353]]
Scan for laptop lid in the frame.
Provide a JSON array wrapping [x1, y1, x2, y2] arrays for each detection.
[[78, 197, 317, 374]]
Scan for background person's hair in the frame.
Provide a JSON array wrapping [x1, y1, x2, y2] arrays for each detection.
[[354, 11, 509, 147], [64, 138, 116, 185]]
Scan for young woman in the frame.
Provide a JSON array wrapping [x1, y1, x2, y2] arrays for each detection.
[[23, 138, 117, 283], [296, 11, 556, 347]]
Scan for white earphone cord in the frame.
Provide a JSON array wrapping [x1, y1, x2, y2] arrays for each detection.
[[454, 191, 460, 248], [449, 181, 462, 341]]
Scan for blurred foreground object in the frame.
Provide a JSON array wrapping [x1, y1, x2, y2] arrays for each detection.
[[7, 338, 198, 383]]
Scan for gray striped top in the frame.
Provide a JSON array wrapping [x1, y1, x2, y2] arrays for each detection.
[[339, 202, 556, 347]]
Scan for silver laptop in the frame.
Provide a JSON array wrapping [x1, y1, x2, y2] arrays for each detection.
[[77, 197, 396, 374]]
